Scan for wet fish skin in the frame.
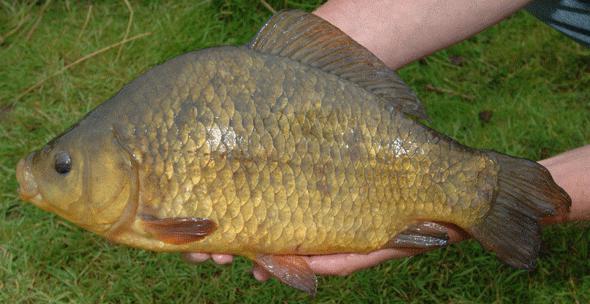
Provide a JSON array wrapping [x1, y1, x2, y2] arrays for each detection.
[[106, 46, 496, 254]]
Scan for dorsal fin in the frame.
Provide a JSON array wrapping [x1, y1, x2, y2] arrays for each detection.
[[249, 10, 427, 119]]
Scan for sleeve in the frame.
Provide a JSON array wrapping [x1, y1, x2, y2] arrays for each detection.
[[525, 0, 590, 47]]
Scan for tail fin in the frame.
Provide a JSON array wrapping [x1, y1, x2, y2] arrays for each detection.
[[469, 151, 571, 269]]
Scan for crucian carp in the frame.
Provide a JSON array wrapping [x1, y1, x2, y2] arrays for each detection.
[[16, 10, 570, 295]]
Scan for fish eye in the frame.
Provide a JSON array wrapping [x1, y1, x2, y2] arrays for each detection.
[[54, 151, 72, 175]]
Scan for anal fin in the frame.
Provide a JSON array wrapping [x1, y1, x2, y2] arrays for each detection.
[[386, 222, 449, 249], [255, 254, 317, 296]]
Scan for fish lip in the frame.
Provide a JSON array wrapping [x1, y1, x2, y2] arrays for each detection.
[[16, 153, 41, 202]]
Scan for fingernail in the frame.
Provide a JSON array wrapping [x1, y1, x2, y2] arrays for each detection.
[[182, 253, 210, 263], [212, 254, 233, 265], [252, 268, 267, 281]]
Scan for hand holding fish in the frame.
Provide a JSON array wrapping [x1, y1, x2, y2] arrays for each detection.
[[183, 144, 590, 279], [306, 146, 590, 277], [183, 225, 469, 280], [181, 0, 590, 282]]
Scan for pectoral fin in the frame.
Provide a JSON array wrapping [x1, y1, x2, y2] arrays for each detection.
[[386, 221, 449, 248], [142, 216, 217, 245], [255, 254, 317, 296]]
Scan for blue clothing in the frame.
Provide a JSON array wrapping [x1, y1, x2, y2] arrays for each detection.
[[526, 0, 590, 47]]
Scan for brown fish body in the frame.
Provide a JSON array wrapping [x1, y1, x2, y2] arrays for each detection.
[[104, 46, 495, 255], [16, 11, 570, 294]]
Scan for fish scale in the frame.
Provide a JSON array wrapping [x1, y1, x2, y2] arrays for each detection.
[[105, 47, 494, 255]]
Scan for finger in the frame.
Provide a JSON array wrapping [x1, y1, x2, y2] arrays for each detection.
[[305, 250, 403, 276], [443, 223, 469, 242], [306, 248, 437, 276], [211, 254, 234, 265], [182, 252, 211, 263], [252, 263, 271, 282], [306, 225, 469, 276]]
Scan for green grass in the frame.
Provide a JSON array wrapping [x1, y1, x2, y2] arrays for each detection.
[[1, 1, 589, 303]]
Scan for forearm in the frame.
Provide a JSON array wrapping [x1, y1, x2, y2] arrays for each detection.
[[314, 0, 532, 69]]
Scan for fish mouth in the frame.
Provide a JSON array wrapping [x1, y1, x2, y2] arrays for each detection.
[[16, 153, 45, 207]]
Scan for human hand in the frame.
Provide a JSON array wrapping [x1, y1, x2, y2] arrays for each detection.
[[182, 250, 434, 281], [182, 224, 468, 281]]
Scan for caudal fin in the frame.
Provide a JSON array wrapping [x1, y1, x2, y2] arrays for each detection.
[[469, 151, 571, 269]]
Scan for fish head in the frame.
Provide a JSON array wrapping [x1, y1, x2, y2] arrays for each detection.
[[16, 120, 136, 235]]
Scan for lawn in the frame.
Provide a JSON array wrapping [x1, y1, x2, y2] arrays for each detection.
[[1, 1, 589, 303]]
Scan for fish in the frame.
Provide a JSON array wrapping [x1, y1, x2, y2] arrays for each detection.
[[16, 10, 571, 295]]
